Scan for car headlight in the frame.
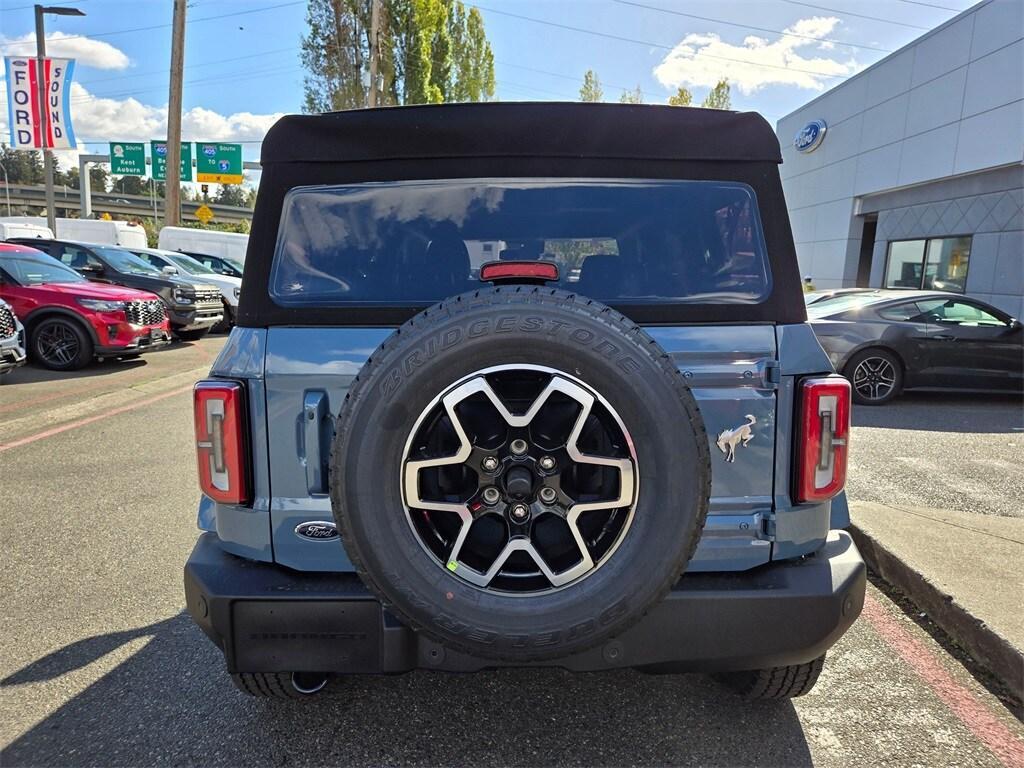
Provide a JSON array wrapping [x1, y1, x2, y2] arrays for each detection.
[[233, 286, 241, 299], [76, 298, 127, 312], [173, 286, 195, 305]]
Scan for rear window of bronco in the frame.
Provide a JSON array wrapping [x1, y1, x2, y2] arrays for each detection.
[[269, 178, 771, 308]]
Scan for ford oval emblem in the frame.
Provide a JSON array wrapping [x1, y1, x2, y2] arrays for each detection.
[[794, 119, 827, 153], [294, 520, 339, 541]]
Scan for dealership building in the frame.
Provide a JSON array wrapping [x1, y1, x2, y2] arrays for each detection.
[[776, 0, 1023, 319]]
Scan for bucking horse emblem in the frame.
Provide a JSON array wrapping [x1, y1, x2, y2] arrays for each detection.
[[716, 414, 756, 462]]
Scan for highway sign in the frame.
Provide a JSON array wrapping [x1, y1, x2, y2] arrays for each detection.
[[151, 141, 193, 181], [196, 143, 243, 184], [109, 142, 146, 176], [195, 204, 215, 224]]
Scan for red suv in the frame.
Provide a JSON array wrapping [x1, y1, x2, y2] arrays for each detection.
[[0, 243, 171, 370]]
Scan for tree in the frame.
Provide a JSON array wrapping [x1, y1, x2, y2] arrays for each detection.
[[300, 0, 494, 111], [112, 176, 147, 196], [618, 85, 643, 104], [701, 79, 731, 110], [215, 185, 247, 207], [579, 69, 603, 102], [668, 86, 692, 107], [0, 146, 45, 185]]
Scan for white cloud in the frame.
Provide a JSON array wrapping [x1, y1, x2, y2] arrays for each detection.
[[654, 16, 859, 95], [0, 32, 131, 70]]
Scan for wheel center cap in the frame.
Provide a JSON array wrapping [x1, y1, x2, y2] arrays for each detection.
[[504, 465, 534, 500]]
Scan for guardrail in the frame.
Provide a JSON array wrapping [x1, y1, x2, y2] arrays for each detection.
[[0, 182, 253, 223]]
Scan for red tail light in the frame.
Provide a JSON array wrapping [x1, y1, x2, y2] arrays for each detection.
[[796, 376, 850, 503], [194, 380, 250, 505]]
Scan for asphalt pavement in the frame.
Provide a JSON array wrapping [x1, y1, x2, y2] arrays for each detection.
[[1, 340, 1022, 767]]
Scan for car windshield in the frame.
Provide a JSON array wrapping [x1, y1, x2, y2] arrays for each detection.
[[807, 293, 887, 318], [224, 257, 244, 273], [2, 256, 87, 285], [270, 178, 772, 307], [167, 253, 217, 275], [93, 246, 163, 276]]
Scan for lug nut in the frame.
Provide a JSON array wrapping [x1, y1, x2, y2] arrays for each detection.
[[482, 487, 501, 505], [481, 456, 499, 472], [539, 487, 557, 504], [510, 503, 530, 522], [538, 456, 556, 471], [510, 439, 528, 456]]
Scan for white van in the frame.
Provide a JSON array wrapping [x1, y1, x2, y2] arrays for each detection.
[[0, 219, 55, 241], [56, 218, 148, 249], [158, 226, 249, 263], [0, 216, 147, 248]]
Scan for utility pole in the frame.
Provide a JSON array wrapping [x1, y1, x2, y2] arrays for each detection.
[[34, 5, 85, 231], [367, 0, 381, 108], [165, 0, 187, 226]]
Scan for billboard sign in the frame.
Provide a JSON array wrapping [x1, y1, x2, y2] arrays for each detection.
[[4, 56, 77, 150]]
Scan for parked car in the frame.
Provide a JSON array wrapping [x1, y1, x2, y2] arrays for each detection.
[[157, 226, 249, 264], [0, 296, 27, 377], [6, 238, 222, 341], [129, 247, 241, 332], [182, 252, 244, 278], [184, 103, 865, 701], [0, 243, 171, 370], [809, 289, 1023, 404]]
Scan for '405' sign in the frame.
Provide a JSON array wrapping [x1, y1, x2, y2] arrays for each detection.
[[4, 56, 77, 150]]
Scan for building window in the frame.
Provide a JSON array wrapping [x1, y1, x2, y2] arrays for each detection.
[[884, 236, 971, 292]]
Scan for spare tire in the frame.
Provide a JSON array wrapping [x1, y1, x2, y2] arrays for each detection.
[[330, 287, 710, 662]]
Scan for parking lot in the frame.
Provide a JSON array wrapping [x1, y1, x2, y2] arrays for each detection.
[[1, 338, 1022, 767]]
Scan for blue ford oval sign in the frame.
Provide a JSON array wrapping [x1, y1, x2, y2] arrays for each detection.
[[295, 520, 339, 541], [794, 120, 827, 153]]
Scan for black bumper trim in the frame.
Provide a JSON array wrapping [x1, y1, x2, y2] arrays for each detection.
[[184, 531, 865, 674]]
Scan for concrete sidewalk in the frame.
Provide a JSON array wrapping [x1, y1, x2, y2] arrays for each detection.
[[849, 501, 1024, 701]]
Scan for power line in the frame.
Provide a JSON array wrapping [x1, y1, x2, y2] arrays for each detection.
[[470, 4, 852, 79], [778, 0, 931, 30], [0, 0, 89, 13], [614, 0, 893, 53], [892, 0, 964, 11], [76, 46, 297, 88], [0, 0, 303, 48]]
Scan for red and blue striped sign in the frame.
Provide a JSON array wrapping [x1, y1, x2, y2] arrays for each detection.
[[4, 56, 77, 150]]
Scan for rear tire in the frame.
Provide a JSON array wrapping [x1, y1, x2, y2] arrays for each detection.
[[175, 328, 209, 342], [716, 655, 826, 700], [31, 317, 93, 371], [844, 348, 902, 405], [230, 672, 327, 699], [212, 301, 233, 333]]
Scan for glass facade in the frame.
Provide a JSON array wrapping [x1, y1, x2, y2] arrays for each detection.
[[884, 236, 971, 292]]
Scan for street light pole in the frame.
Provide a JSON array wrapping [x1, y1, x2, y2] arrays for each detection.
[[33, 4, 85, 233], [0, 160, 11, 216], [165, 0, 187, 227]]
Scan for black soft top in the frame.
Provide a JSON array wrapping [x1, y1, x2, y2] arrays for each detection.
[[261, 102, 782, 166], [239, 103, 804, 327]]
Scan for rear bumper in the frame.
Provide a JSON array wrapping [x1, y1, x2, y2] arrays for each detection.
[[185, 530, 865, 675]]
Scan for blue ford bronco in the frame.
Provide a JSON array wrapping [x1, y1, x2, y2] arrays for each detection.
[[184, 102, 865, 700]]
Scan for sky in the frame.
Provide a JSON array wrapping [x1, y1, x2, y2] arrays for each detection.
[[0, 0, 979, 183]]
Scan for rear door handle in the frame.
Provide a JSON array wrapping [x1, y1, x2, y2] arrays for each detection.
[[933, 334, 956, 341]]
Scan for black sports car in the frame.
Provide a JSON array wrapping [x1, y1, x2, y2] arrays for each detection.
[[808, 289, 1023, 405]]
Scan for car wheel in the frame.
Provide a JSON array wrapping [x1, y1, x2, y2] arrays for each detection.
[[175, 328, 209, 342], [231, 672, 328, 699], [31, 317, 93, 371], [212, 301, 232, 334], [330, 287, 711, 663], [716, 655, 826, 700], [844, 348, 903, 405]]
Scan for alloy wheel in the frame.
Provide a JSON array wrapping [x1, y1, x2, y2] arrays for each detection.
[[402, 364, 638, 594], [852, 356, 896, 402], [36, 323, 80, 367]]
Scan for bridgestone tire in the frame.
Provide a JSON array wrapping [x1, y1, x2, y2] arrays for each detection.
[[717, 655, 826, 700], [330, 287, 710, 662]]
